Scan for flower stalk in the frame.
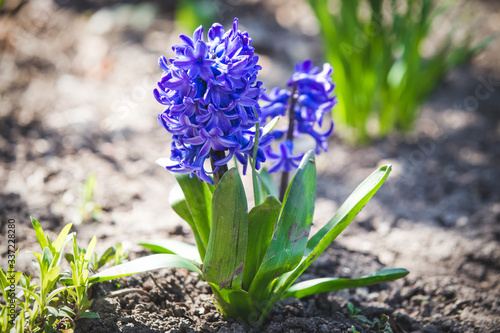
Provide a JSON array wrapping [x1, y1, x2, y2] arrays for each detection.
[[210, 149, 228, 185], [279, 86, 297, 201]]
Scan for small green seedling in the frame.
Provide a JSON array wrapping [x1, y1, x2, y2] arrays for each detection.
[[0, 251, 24, 333], [346, 303, 394, 333], [0, 218, 123, 332], [76, 173, 101, 224], [59, 235, 98, 321]]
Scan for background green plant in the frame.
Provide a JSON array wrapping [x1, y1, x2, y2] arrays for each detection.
[[308, 0, 491, 143], [175, 0, 217, 33]]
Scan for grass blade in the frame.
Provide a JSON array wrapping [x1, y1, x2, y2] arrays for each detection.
[[283, 268, 409, 299]]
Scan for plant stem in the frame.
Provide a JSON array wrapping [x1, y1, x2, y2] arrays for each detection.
[[211, 149, 228, 186], [279, 86, 298, 201]]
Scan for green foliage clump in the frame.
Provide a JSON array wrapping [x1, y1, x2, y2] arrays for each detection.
[[308, 0, 491, 143], [0, 218, 125, 332]]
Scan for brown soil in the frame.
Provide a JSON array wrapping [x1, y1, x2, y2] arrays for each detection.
[[1, 0, 499, 332]]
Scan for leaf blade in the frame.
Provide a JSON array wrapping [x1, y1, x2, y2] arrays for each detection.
[[138, 239, 201, 263], [283, 268, 409, 299], [172, 173, 213, 252], [31, 217, 48, 249], [242, 196, 281, 291], [203, 168, 248, 291], [169, 183, 207, 260], [249, 151, 316, 301], [89, 254, 201, 283], [256, 165, 392, 323]]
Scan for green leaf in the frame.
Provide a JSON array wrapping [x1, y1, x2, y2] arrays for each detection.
[[31, 217, 48, 249], [256, 165, 392, 323], [42, 247, 54, 271], [306, 165, 391, 254], [138, 239, 201, 263], [172, 172, 213, 252], [52, 223, 73, 252], [80, 311, 100, 319], [89, 254, 201, 283], [42, 266, 60, 295], [95, 246, 116, 270], [242, 196, 281, 291], [203, 168, 248, 290], [64, 253, 75, 264], [249, 151, 316, 301], [84, 236, 97, 262], [283, 268, 409, 299], [169, 183, 206, 260], [262, 116, 280, 136], [210, 284, 258, 323]]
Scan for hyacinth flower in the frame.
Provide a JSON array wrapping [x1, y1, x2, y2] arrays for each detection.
[[92, 18, 408, 325], [154, 17, 271, 184], [260, 59, 337, 199]]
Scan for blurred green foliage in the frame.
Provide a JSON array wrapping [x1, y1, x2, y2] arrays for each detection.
[[175, 0, 218, 33], [308, 0, 491, 143]]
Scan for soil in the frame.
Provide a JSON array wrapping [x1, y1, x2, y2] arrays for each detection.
[[1, 0, 500, 332]]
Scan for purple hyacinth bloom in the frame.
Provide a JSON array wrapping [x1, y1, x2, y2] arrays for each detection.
[[260, 59, 337, 173], [154, 18, 271, 184]]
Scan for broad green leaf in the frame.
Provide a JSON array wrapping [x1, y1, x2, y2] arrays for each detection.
[[138, 239, 201, 263], [283, 268, 409, 299], [169, 183, 206, 260], [242, 196, 281, 291], [249, 151, 316, 301], [172, 173, 213, 252], [203, 168, 248, 291], [31, 217, 48, 249], [89, 254, 201, 283], [210, 284, 257, 323], [257, 165, 392, 323]]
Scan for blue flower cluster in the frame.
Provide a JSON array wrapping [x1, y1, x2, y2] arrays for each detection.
[[154, 18, 271, 183], [260, 60, 337, 173]]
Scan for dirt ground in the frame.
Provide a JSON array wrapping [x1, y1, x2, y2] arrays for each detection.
[[1, 0, 500, 332]]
